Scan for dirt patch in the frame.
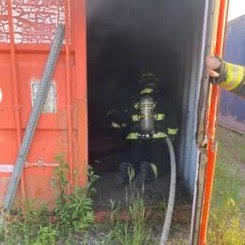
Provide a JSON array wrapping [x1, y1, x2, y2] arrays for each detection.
[[93, 172, 192, 210], [88, 170, 192, 244]]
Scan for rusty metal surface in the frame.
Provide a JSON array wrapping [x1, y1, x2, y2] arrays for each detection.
[[0, 0, 65, 44], [0, 0, 88, 207], [198, 0, 229, 243]]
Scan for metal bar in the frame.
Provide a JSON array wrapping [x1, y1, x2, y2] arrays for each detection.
[[198, 0, 229, 244], [7, 0, 25, 201], [199, 142, 218, 245], [64, 0, 74, 187], [2, 24, 65, 213], [74, 0, 88, 187]]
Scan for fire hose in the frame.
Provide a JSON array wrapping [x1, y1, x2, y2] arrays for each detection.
[[139, 94, 177, 243], [160, 137, 177, 245]]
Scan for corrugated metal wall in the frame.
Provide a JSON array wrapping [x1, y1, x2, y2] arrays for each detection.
[[0, 0, 88, 206], [219, 15, 245, 133]]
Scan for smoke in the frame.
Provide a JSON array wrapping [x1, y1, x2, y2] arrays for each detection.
[[87, 0, 177, 98], [87, 0, 204, 137]]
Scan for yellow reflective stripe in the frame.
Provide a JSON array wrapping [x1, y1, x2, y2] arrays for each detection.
[[126, 132, 139, 140], [150, 163, 158, 179], [220, 63, 244, 91], [167, 128, 178, 135], [156, 113, 165, 121], [127, 164, 136, 181], [140, 88, 153, 95], [152, 132, 167, 139], [132, 114, 140, 122], [134, 102, 140, 109]]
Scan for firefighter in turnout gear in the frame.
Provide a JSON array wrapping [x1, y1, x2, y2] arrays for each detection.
[[108, 73, 178, 186], [207, 55, 245, 99]]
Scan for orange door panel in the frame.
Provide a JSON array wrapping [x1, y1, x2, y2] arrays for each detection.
[[0, 0, 87, 207]]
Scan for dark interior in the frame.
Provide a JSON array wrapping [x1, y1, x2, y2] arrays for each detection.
[[86, 0, 208, 201]]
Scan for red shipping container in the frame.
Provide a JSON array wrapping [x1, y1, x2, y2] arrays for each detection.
[[0, 0, 229, 244], [0, 0, 87, 207]]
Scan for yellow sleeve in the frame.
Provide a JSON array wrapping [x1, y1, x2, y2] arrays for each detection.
[[219, 62, 245, 91]]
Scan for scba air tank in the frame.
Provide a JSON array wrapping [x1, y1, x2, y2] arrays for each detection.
[[139, 95, 155, 135]]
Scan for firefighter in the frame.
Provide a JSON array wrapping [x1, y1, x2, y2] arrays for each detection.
[[108, 73, 178, 186], [206, 55, 245, 99]]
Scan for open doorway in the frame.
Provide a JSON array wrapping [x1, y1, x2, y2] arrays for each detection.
[[86, 0, 208, 212]]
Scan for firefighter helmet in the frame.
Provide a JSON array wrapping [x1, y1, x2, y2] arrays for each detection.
[[139, 72, 159, 91]]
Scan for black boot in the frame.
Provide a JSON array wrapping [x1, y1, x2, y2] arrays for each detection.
[[116, 162, 136, 187], [135, 161, 158, 187]]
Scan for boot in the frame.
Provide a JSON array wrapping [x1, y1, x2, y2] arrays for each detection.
[[116, 162, 136, 187], [135, 161, 158, 187]]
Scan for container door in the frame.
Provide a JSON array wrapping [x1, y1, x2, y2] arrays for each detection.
[[0, 0, 87, 207]]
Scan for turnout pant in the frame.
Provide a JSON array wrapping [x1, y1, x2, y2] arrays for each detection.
[[120, 139, 170, 176]]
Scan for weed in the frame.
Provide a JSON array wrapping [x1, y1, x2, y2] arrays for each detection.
[[53, 158, 98, 236], [0, 202, 50, 244], [129, 190, 152, 244], [0, 155, 98, 244], [34, 225, 58, 245], [102, 186, 154, 245], [208, 196, 245, 244], [54, 186, 95, 235], [208, 127, 245, 245]]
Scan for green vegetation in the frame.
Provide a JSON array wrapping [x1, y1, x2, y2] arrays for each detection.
[[53, 155, 97, 236], [102, 187, 154, 245], [2, 126, 243, 244], [0, 155, 165, 245], [0, 155, 98, 244], [208, 127, 245, 245], [0, 202, 51, 244]]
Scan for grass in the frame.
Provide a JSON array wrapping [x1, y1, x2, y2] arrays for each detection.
[[103, 187, 153, 245], [0, 156, 98, 244], [2, 127, 243, 244], [208, 126, 245, 245], [0, 155, 167, 245]]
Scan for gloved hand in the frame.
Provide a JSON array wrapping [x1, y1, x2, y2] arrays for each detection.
[[206, 55, 226, 84], [206, 55, 222, 77]]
